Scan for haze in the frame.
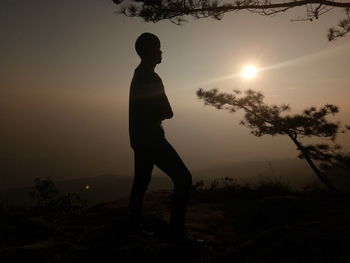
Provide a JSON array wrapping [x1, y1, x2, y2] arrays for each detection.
[[1, 0, 349, 188]]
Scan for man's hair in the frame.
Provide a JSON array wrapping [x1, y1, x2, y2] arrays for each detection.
[[135, 32, 160, 58]]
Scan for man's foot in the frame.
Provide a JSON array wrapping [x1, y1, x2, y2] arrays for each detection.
[[166, 233, 204, 247], [130, 223, 154, 238], [132, 228, 154, 238]]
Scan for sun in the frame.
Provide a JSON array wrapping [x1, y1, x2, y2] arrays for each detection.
[[242, 65, 257, 79]]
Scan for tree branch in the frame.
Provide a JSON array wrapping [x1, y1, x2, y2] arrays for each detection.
[[113, 0, 350, 40]]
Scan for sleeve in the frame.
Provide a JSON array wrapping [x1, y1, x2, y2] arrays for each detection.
[[156, 78, 173, 120], [136, 73, 173, 122]]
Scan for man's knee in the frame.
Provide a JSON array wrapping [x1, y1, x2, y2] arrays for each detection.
[[173, 170, 192, 190]]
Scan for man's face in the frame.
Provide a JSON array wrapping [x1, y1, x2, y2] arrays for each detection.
[[155, 46, 162, 64], [149, 43, 162, 64], [141, 41, 162, 65]]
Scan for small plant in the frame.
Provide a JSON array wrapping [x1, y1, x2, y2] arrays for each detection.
[[192, 177, 293, 203], [29, 177, 87, 217], [253, 176, 292, 196], [0, 198, 9, 216], [192, 179, 220, 193]]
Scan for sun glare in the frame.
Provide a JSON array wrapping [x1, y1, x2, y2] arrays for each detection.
[[242, 65, 257, 79]]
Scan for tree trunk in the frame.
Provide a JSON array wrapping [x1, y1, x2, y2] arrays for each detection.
[[287, 134, 338, 192]]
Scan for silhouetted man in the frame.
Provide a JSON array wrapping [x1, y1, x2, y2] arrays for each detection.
[[129, 33, 193, 244]]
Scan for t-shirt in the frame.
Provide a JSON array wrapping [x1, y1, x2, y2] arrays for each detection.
[[129, 63, 173, 149]]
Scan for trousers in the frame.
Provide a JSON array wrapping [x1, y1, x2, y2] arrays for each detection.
[[129, 138, 192, 234]]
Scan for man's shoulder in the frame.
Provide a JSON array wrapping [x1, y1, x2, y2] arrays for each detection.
[[133, 67, 161, 84]]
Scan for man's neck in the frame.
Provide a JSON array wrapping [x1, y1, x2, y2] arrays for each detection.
[[140, 61, 156, 71]]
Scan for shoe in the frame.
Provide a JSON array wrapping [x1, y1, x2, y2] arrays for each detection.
[[166, 233, 204, 247], [136, 229, 154, 238], [130, 225, 154, 238]]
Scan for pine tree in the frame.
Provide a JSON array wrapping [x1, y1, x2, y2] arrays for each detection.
[[197, 88, 350, 192]]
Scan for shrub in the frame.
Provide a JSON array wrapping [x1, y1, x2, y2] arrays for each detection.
[[29, 177, 87, 217]]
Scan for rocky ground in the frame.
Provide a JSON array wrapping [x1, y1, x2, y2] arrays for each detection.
[[1, 183, 350, 263]]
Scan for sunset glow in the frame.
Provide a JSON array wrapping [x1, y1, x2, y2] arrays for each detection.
[[2, 0, 350, 194], [242, 65, 257, 79]]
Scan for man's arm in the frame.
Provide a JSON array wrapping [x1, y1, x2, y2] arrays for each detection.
[[140, 73, 173, 121], [159, 93, 173, 120]]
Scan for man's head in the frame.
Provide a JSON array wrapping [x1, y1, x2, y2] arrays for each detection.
[[135, 33, 162, 65]]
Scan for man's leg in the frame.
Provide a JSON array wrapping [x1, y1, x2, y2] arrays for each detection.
[[129, 148, 154, 232], [153, 139, 192, 236]]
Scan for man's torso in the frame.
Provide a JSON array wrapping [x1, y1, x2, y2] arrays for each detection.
[[129, 63, 173, 149]]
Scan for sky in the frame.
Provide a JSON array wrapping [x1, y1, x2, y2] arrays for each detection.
[[1, 0, 350, 187]]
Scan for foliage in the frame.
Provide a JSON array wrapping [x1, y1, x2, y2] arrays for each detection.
[[192, 177, 292, 203], [300, 143, 350, 171], [328, 8, 350, 41], [0, 198, 29, 218], [29, 177, 87, 217], [113, 0, 350, 40], [197, 88, 350, 192]]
